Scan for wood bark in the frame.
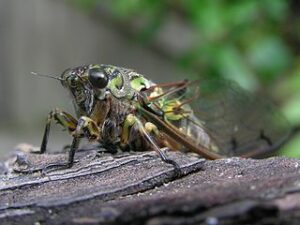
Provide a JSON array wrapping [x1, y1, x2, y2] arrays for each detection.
[[0, 146, 300, 225]]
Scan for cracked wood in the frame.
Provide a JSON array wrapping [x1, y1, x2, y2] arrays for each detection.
[[0, 146, 300, 225]]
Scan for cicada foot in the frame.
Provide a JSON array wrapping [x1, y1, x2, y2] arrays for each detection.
[[121, 114, 183, 177], [158, 147, 182, 177], [41, 162, 73, 175], [163, 157, 182, 178], [36, 111, 101, 174]]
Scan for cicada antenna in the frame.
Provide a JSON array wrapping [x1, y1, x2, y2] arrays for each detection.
[[30, 72, 64, 81]]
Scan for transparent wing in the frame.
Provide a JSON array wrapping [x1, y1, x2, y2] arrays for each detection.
[[151, 78, 290, 157]]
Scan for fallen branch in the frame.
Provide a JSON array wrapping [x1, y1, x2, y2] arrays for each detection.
[[0, 145, 300, 224]]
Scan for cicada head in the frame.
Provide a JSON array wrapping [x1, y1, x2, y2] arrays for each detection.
[[61, 64, 110, 115], [60, 64, 134, 115]]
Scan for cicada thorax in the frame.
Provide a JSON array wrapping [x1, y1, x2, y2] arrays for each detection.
[[83, 65, 155, 150], [141, 85, 216, 154]]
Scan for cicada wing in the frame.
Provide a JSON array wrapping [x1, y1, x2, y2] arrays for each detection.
[[188, 78, 290, 157], [138, 106, 223, 159], [154, 78, 290, 157]]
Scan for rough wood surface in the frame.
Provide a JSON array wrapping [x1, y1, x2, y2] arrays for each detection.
[[1, 145, 300, 225]]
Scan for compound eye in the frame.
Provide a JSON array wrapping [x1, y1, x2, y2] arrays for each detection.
[[88, 68, 109, 89], [67, 76, 79, 88]]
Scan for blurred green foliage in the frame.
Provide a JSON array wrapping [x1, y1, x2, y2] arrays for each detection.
[[72, 0, 300, 156]]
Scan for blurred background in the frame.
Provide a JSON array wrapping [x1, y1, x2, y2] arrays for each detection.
[[0, 0, 299, 159]]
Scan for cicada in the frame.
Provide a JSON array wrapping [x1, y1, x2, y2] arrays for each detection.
[[32, 64, 290, 173]]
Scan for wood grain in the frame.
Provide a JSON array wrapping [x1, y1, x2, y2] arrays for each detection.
[[1, 146, 300, 225]]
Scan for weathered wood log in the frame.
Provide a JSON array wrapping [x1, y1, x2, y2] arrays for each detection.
[[1, 145, 300, 225]]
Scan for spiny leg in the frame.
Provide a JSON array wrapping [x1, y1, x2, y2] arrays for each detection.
[[144, 80, 188, 96], [38, 108, 78, 154], [139, 80, 198, 119], [121, 114, 182, 177], [146, 80, 194, 102], [41, 137, 80, 174], [42, 116, 100, 173], [144, 122, 183, 174]]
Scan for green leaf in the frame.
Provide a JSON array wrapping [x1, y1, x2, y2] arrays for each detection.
[[184, 0, 226, 40], [282, 92, 300, 125], [246, 36, 292, 82], [225, 1, 259, 27], [280, 135, 300, 158], [216, 44, 258, 90], [276, 62, 300, 98], [260, 0, 288, 21]]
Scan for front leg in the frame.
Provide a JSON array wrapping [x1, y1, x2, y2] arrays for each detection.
[[37, 108, 78, 154], [42, 116, 100, 173]]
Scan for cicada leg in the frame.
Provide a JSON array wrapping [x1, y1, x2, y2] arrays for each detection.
[[39, 108, 78, 154], [37, 108, 100, 173], [144, 122, 183, 151], [121, 114, 182, 177], [43, 116, 100, 173], [145, 80, 188, 94], [146, 80, 196, 102]]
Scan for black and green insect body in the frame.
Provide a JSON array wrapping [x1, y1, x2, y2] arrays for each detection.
[[33, 64, 290, 172]]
